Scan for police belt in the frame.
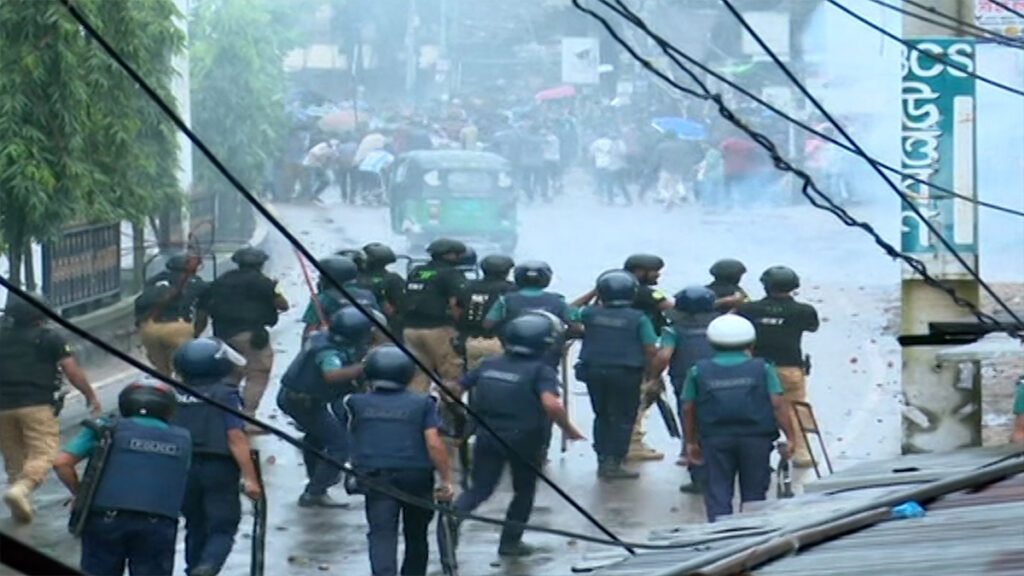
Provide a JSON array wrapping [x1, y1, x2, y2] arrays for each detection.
[[87, 508, 176, 520]]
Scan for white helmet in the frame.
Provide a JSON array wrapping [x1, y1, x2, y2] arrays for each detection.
[[706, 314, 756, 347]]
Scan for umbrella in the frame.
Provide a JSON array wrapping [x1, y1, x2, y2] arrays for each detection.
[[359, 150, 394, 174], [651, 117, 706, 140], [318, 109, 360, 133], [535, 85, 576, 102]]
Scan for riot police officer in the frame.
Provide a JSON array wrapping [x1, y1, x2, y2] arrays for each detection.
[[0, 292, 100, 523], [195, 247, 288, 425], [452, 313, 584, 557], [278, 308, 371, 508], [680, 314, 796, 522], [402, 238, 467, 393], [455, 254, 516, 371], [360, 242, 407, 336], [171, 338, 262, 576], [737, 266, 819, 467], [302, 255, 381, 339], [54, 382, 191, 576], [653, 285, 718, 492], [707, 258, 750, 313], [136, 253, 208, 376], [623, 254, 673, 462], [344, 345, 454, 576], [572, 270, 658, 480]]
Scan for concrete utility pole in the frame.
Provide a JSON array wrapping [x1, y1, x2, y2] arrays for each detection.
[[900, 1, 982, 453]]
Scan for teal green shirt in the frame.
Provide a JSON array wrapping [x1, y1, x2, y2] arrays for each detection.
[[315, 348, 345, 373], [569, 305, 658, 346], [1014, 380, 1024, 415], [301, 284, 361, 325], [659, 325, 677, 349], [680, 351, 783, 402], [484, 288, 555, 322], [62, 416, 170, 459]]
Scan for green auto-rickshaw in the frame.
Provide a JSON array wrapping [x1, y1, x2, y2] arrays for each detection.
[[387, 150, 518, 254]]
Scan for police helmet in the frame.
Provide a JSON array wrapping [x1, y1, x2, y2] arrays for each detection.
[[328, 307, 373, 344], [596, 269, 638, 307], [503, 312, 561, 357], [514, 261, 553, 289], [319, 255, 360, 286], [335, 249, 367, 271], [706, 314, 756, 349], [231, 247, 269, 267], [674, 285, 716, 314], [623, 253, 664, 273], [480, 254, 514, 278], [426, 238, 467, 259], [165, 253, 191, 272], [118, 381, 177, 422], [2, 292, 49, 325], [362, 242, 397, 267], [760, 265, 800, 293], [173, 338, 246, 380], [709, 258, 747, 282], [364, 345, 417, 390], [458, 246, 478, 268]]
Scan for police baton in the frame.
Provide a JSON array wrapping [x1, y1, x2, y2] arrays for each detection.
[[250, 449, 267, 576], [436, 500, 460, 576]]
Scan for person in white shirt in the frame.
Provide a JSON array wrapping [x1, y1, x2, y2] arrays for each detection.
[[589, 133, 631, 206]]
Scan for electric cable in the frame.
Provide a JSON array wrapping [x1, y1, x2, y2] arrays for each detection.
[[54, 0, 632, 552], [719, 0, 1024, 330], [990, 0, 1024, 21], [866, 0, 1024, 48], [576, 0, 1023, 339], [826, 0, 1024, 99], [0, 277, 726, 553]]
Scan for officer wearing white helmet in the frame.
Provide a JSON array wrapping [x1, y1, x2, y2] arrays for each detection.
[[680, 314, 797, 523]]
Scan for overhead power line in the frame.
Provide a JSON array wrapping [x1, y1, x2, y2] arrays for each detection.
[[867, 0, 1024, 48], [989, 0, 1024, 21]]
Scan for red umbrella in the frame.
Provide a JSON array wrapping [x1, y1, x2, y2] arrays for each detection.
[[318, 110, 359, 133], [535, 85, 576, 103]]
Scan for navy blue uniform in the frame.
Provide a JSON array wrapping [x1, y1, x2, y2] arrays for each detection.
[[345, 389, 440, 576], [662, 309, 716, 487], [172, 381, 246, 574], [72, 418, 191, 576], [454, 355, 559, 548]]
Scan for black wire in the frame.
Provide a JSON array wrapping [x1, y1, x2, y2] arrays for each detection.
[[589, 0, 1024, 219], [54, 0, 633, 553], [718, 0, 1024, 330], [989, 0, 1024, 21], [581, 0, 1022, 339], [827, 0, 1024, 99], [0, 279, 709, 553], [868, 0, 1024, 48]]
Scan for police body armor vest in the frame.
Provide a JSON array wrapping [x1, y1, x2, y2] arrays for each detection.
[[503, 291, 565, 322], [667, 310, 715, 381], [172, 381, 237, 456], [348, 390, 433, 470], [403, 264, 451, 323], [0, 327, 59, 392], [470, 356, 547, 440], [90, 419, 192, 519], [207, 269, 278, 330], [693, 358, 778, 438], [324, 286, 380, 315], [460, 279, 514, 338], [280, 332, 339, 400], [579, 307, 645, 368], [358, 272, 390, 307]]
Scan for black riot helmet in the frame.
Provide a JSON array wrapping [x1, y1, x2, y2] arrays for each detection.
[[458, 246, 478, 268], [502, 313, 559, 357], [362, 242, 397, 268], [173, 338, 246, 381], [709, 258, 747, 284], [623, 254, 664, 273], [596, 269, 639, 307], [328, 307, 373, 345], [118, 381, 177, 422], [231, 247, 269, 268], [480, 255, 515, 279], [760, 266, 800, 294], [426, 238, 467, 260], [2, 292, 49, 326], [513, 260, 553, 289], [165, 252, 192, 272], [674, 285, 716, 314], [319, 255, 360, 286], [335, 249, 367, 272], [364, 345, 417, 390]]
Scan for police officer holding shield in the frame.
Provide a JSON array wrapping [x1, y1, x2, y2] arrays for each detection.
[[452, 313, 584, 557], [54, 382, 191, 576], [278, 308, 371, 508], [455, 254, 516, 371], [345, 346, 454, 576], [171, 338, 263, 576]]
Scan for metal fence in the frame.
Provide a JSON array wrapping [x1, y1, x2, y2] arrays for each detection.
[[42, 223, 122, 316]]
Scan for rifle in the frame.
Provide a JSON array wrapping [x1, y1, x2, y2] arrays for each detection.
[[436, 501, 460, 576], [250, 449, 267, 576], [69, 420, 115, 536]]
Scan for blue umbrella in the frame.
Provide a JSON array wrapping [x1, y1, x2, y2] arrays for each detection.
[[651, 117, 706, 140]]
